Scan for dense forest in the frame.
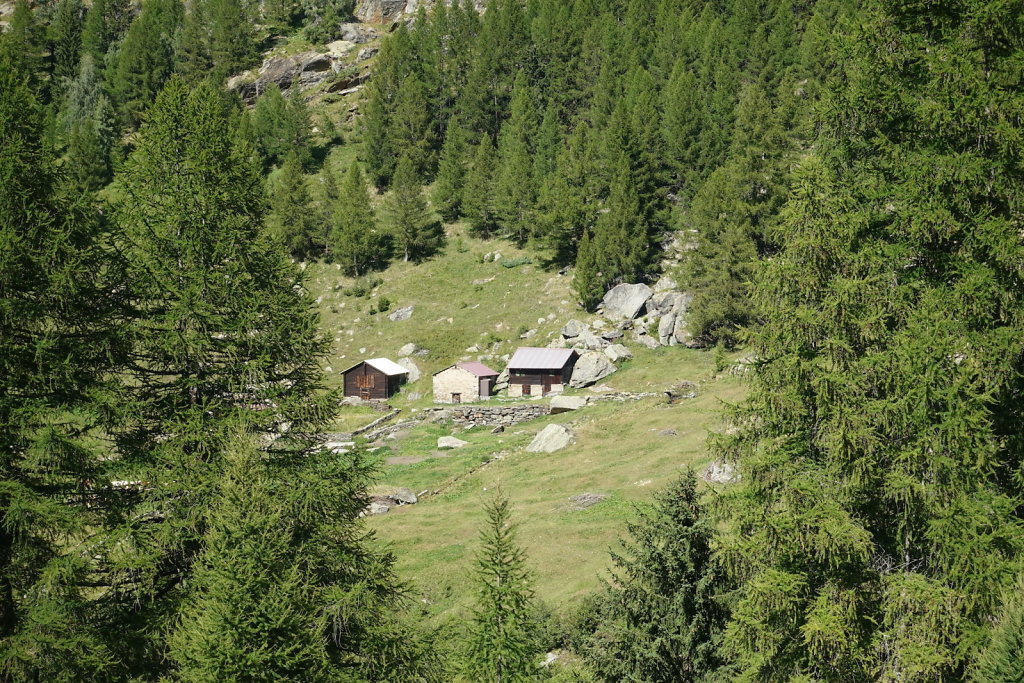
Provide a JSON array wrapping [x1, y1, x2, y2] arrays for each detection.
[[2, 0, 1024, 679]]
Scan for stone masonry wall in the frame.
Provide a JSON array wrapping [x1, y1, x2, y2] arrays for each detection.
[[432, 367, 481, 403], [425, 404, 549, 428]]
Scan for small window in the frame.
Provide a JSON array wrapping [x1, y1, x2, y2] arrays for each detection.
[[522, 383, 531, 396], [452, 393, 461, 404]]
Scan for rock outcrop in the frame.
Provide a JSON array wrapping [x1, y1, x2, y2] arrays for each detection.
[[550, 395, 588, 414], [228, 51, 360, 103], [601, 283, 653, 320], [437, 436, 468, 449]]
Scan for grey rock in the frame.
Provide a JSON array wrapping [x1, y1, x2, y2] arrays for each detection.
[[569, 351, 617, 388], [355, 0, 409, 22], [568, 492, 607, 510], [702, 460, 740, 484], [388, 305, 414, 322], [520, 329, 536, 339], [407, 392, 422, 401], [397, 357, 421, 382], [604, 344, 633, 362], [600, 329, 624, 341], [356, 46, 379, 61], [550, 395, 588, 414], [393, 487, 418, 504], [526, 424, 575, 453], [398, 342, 419, 357], [339, 23, 376, 43], [228, 51, 340, 103], [634, 332, 661, 350], [366, 501, 390, 515], [494, 368, 510, 393], [561, 320, 589, 338], [653, 275, 678, 292], [659, 428, 678, 437], [601, 283, 653, 320], [658, 311, 677, 346], [437, 436, 468, 449], [649, 291, 684, 315], [574, 329, 608, 351]]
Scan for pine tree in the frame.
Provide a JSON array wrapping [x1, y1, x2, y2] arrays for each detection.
[[492, 72, 537, 245], [432, 122, 466, 223], [572, 227, 604, 312], [362, 83, 394, 187], [582, 470, 728, 682], [390, 74, 434, 178], [2, 0, 45, 87], [973, 575, 1024, 683], [462, 134, 497, 236], [251, 82, 311, 168], [717, 0, 1024, 677], [81, 0, 131, 66], [267, 151, 319, 259], [386, 154, 437, 262], [0, 49, 118, 680], [535, 119, 598, 266], [207, 0, 256, 80], [105, 77, 337, 673], [330, 160, 387, 276], [661, 60, 707, 195], [48, 0, 85, 86], [109, 0, 182, 127], [464, 491, 540, 683], [60, 55, 117, 190], [591, 153, 650, 287]]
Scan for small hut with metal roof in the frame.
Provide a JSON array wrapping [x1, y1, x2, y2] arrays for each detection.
[[432, 361, 500, 404], [342, 358, 409, 400], [506, 347, 579, 397]]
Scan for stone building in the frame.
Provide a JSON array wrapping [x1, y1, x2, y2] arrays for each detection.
[[432, 362, 499, 403], [506, 347, 579, 397]]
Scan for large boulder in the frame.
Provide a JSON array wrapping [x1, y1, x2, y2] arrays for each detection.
[[526, 424, 575, 453], [392, 487, 418, 504], [702, 460, 741, 484], [561, 319, 589, 339], [550, 395, 588, 414], [437, 436, 468, 449], [494, 367, 510, 393], [604, 344, 633, 362], [354, 0, 409, 22], [397, 357, 421, 382], [573, 329, 608, 351], [601, 283, 653, 320], [398, 342, 419, 357], [653, 275, 678, 292], [569, 351, 617, 388], [633, 332, 661, 350]]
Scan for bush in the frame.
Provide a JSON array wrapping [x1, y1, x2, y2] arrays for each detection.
[[501, 256, 532, 269], [376, 296, 391, 313]]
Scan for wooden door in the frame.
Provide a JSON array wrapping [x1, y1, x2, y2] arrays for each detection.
[[522, 383, 531, 396], [357, 374, 374, 400]]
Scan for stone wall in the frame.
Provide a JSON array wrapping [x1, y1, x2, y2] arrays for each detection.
[[425, 404, 550, 428]]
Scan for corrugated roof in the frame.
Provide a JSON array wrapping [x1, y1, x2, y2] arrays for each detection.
[[343, 358, 409, 376], [457, 361, 499, 377], [507, 347, 578, 370]]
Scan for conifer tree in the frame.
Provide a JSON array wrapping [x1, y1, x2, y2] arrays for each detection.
[[252, 83, 311, 168], [48, 0, 85, 86], [462, 134, 497, 236], [61, 55, 117, 190], [330, 160, 386, 276], [109, 0, 182, 126], [0, 50, 118, 680], [267, 151, 319, 259], [81, 0, 130, 66], [3, 0, 45, 87], [582, 470, 727, 682], [432, 122, 467, 223], [590, 153, 650, 287], [362, 84, 394, 187], [386, 154, 437, 262], [973, 575, 1024, 683], [535, 119, 598, 265], [661, 61, 707, 195], [717, 0, 1024, 677], [391, 74, 434, 178], [464, 491, 540, 683], [105, 77, 337, 672], [572, 228, 604, 312], [492, 72, 537, 245], [207, 0, 257, 80]]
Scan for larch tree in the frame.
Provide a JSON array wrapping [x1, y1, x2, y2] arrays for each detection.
[[716, 0, 1024, 678], [267, 150, 319, 260], [492, 72, 538, 245], [386, 154, 437, 262], [330, 160, 387, 276], [103, 76, 337, 673], [432, 121, 467, 223], [461, 134, 497, 237], [0, 49, 119, 681]]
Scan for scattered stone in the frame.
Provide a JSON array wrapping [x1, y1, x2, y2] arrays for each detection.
[[366, 502, 390, 515], [658, 311, 677, 346], [561, 320, 588, 338], [338, 22, 377, 43], [388, 305, 414, 322], [437, 436, 469, 449], [568, 492, 607, 510], [494, 368, 510, 393], [659, 428, 678, 437], [634, 332, 661, 350], [398, 342, 419, 357], [397, 357, 421, 382], [355, 0, 409, 22], [491, 425, 505, 434], [392, 487, 418, 504], [472, 276, 495, 285], [526, 424, 575, 453], [600, 329, 624, 341], [541, 652, 560, 668], [407, 392, 422, 401], [703, 460, 741, 484], [520, 329, 536, 339], [588, 383, 616, 393], [574, 329, 608, 351], [601, 283, 653, 320], [604, 344, 633, 362], [550, 395, 587, 414], [356, 46, 379, 62], [569, 351, 617, 388]]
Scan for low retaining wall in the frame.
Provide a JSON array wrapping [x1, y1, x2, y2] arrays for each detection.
[[426, 404, 550, 428]]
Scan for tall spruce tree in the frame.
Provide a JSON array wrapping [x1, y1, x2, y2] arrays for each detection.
[[582, 470, 728, 682], [267, 151, 319, 259], [461, 134, 497, 236], [492, 72, 538, 245], [432, 122, 467, 223], [717, 0, 1024, 678], [973, 574, 1024, 682], [48, 0, 85, 86], [109, 0, 182, 127], [0, 50, 118, 680], [386, 154, 438, 262], [330, 160, 387, 276], [464, 491, 540, 683], [104, 77, 338, 673]]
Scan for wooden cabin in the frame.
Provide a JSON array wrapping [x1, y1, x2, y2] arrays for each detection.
[[432, 362, 500, 404], [341, 358, 409, 400], [506, 347, 579, 397]]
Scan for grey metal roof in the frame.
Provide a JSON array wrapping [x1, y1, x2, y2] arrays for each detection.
[[507, 347, 578, 370]]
